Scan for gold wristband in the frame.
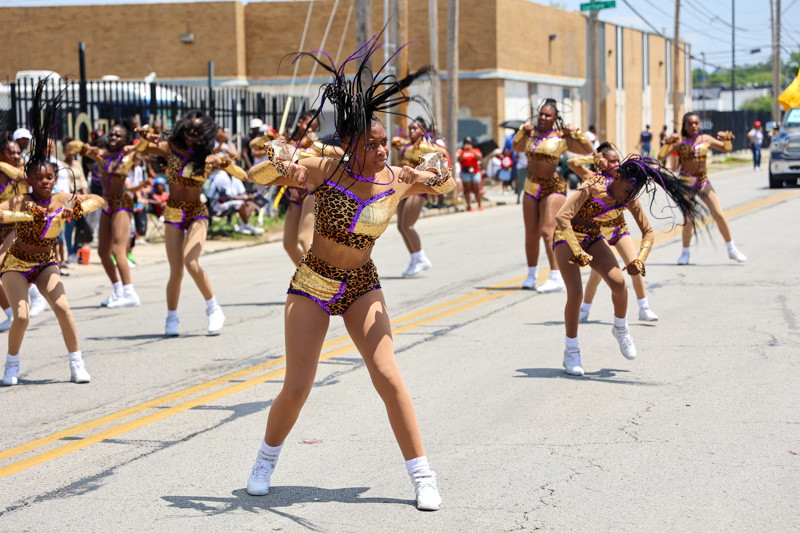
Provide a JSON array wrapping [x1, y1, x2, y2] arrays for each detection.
[[416, 153, 454, 194], [222, 162, 247, 182], [569, 129, 590, 145], [1, 210, 34, 223], [636, 239, 653, 264], [627, 259, 646, 277], [571, 156, 595, 167], [562, 227, 593, 267], [513, 129, 528, 144], [722, 139, 732, 151], [67, 140, 87, 156], [0, 162, 22, 179], [73, 197, 104, 218], [247, 140, 292, 186]]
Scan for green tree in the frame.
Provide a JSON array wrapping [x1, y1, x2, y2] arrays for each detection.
[[741, 94, 773, 112]]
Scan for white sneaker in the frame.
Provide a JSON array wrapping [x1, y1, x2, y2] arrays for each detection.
[[165, 317, 180, 337], [2, 361, 19, 386], [677, 251, 690, 265], [30, 294, 46, 317], [69, 360, 91, 383], [108, 289, 141, 308], [101, 292, 121, 307], [638, 307, 658, 321], [207, 305, 225, 335], [536, 278, 566, 293], [521, 273, 537, 290], [403, 257, 433, 277], [579, 309, 590, 323], [411, 471, 441, 511], [244, 223, 264, 235], [612, 326, 637, 360], [127, 259, 136, 269], [728, 247, 747, 262], [0, 315, 12, 332], [247, 455, 275, 496], [563, 348, 584, 376], [234, 224, 253, 235]]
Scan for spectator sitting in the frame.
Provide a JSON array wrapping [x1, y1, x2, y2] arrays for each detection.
[[148, 176, 169, 217], [207, 167, 264, 235]]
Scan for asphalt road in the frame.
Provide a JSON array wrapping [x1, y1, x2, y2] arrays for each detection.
[[1, 165, 798, 532]]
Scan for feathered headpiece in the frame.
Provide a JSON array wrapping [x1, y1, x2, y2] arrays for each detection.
[[290, 29, 434, 174]]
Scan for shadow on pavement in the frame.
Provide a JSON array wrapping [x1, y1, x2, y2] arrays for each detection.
[[162, 487, 414, 527], [514, 367, 660, 386]]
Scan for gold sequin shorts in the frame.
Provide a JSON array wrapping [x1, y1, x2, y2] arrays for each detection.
[[103, 193, 134, 215], [0, 246, 58, 283], [524, 174, 567, 200], [680, 170, 709, 191], [599, 214, 629, 246], [165, 199, 209, 231], [553, 222, 604, 253], [288, 250, 380, 316], [285, 186, 308, 207]]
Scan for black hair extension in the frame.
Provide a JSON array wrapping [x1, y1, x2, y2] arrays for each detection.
[[168, 110, 217, 175]]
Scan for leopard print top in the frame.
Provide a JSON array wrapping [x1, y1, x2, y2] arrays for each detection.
[[167, 152, 207, 189], [313, 179, 400, 250], [15, 202, 66, 247]]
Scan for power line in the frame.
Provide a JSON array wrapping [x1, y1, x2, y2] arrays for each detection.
[[683, 0, 749, 32]]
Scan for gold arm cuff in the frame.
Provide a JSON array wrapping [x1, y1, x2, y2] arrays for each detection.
[[0, 162, 22, 179], [223, 162, 247, 182], [312, 141, 343, 159], [657, 143, 673, 161], [74, 197, 105, 218], [247, 140, 293, 186], [722, 140, 732, 151], [569, 129, 590, 145], [1, 210, 34, 223], [513, 129, 528, 144], [571, 156, 595, 167], [627, 259, 646, 277], [67, 140, 87, 156], [416, 153, 454, 194], [636, 239, 653, 264], [562, 227, 593, 267], [134, 138, 151, 153]]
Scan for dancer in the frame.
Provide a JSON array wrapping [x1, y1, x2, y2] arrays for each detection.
[[1, 81, 105, 386], [0, 133, 27, 331], [567, 145, 659, 323], [130, 111, 247, 336], [658, 112, 746, 265], [245, 37, 450, 511], [512, 99, 593, 292], [554, 154, 704, 376], [392, 117, 447, 276], [68, 125, 149, 308]]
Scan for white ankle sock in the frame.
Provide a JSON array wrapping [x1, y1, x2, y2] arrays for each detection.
[[613, 316, 628, 329], [410, 250, 424, 261], [258, 441, 283, 463], [167, 310, 179, 320], [123, 284, 134, 295], [113, 281, 123, 295], [637, 298, 649, 310], [68, 351, 82, 363], [405, 455, 430, 475], [681, 246, 690, 255], [206, 297, 217, 310], [7, 353, 20, 364], [580, 302, 592, 313], [3, 307, 12, 319], [725, 240, 736, 251], [29, 285, 42, 298], [527, 266, 538, 278], [565, 335, 579, 349], [550, 270, 563, 281]]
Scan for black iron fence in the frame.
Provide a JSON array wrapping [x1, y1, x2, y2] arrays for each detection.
[[1, 78, 307, 143], [697, 110, 772, 151]]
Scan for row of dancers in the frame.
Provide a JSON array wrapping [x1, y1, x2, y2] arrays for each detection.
[[0, 34, 749, 511]]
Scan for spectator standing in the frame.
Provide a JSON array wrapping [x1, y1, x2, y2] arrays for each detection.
[[659, 125, 668, 147], [242, 118, 263, 169], [638, 125, 653, 156], [61, 136, 89, 263], [457, 137, 483, 211], [12, 128, 32, 164], [585, 124, 600, 149], [747, 121, 764, 171]]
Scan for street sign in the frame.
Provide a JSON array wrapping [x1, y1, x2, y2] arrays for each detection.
[[580, 1, 615, 11]]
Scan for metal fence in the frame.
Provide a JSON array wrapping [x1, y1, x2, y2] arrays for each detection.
[[698, 110, 772, 151], [1, 78, 307, 143]]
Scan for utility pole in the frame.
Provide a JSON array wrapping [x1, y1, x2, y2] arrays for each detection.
[[429, 0, 443, 131], [731, 0, 736, 110], [446, 0, 458, 161], [673, 0, 681, 132], [771, 0, 782, 121], [587, 11, 599, 129], [701, 51, 707, 119]]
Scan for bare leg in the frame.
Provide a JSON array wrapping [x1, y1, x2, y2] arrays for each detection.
[[539, 193, 566, 271], [98, 212, 119, 284], [263, 294, 330, 446], [700, 185, 733, 243], [111, 210, 133, 285], [165, 224, 186, 311], [397, 195, 424, 254], [614, 236, 646, 300], [522, 194, 541, 267], [282, 203, 304, 265], [3, 272, 30, 355], [297, 195, 315, 255], [587, 240, 628, 320], [463, 182, 473, 210], [183, 219, 214, 301], [36, 266, 79, 352], [0, 230, 15, 311], [583, 268, 602, 305], [554, 245, 583, 338], [343, 290, 425, 460]]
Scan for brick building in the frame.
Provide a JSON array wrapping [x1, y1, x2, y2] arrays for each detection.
[[0, 0, 690, 154]]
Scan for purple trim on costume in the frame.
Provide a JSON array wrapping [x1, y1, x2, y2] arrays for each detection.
[[288, 283, 381, 316], [0, 181, 9, 195], [529, 130, 557, 154], [324, 179, 396, 233], [40, 207, 64, 239], [103, 207, 133, 216]]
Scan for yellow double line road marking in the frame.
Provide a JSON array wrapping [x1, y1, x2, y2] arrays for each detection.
[[0, 190, 796, 480]]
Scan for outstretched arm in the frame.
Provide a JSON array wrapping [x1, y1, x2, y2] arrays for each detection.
[[622, 199, 654, 277]]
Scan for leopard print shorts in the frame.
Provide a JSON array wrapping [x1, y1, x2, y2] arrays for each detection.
[[103, 193, 134, 216], [288, 250, 380, 316], [524, 174, 567, 200], [0, 246, 58, 283], [165, 199, 209, 231]]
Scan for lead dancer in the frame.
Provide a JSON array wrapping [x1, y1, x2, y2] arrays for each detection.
[[658, 112, 746, 265], [512, 99, 593, 292], [554, 154, 704, 376], [245, 36, 451, 511], [2, 81, 105, 386]]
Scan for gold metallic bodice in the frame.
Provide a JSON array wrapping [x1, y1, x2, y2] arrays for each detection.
[[0, 163, 22, 202], [677, 141, 709, 163], [13, 202, 68, 247], [526, 135, 568, 165], [394, 139, 439, 167]]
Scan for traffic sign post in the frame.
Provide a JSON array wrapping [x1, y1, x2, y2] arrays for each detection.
[[580, 1, 615, 11]]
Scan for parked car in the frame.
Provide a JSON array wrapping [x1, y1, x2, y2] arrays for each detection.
[[768, 107, 800, 188]]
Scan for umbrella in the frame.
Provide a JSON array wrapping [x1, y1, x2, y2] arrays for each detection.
[[499, 119, 525, 130], [475, 135, 499, 157]]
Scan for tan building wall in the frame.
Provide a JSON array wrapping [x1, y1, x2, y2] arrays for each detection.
[[0, 2, 245, 80]]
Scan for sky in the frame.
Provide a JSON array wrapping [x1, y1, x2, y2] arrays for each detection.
[[555, 0, 800, 72], [4, 0, 800, 73]]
